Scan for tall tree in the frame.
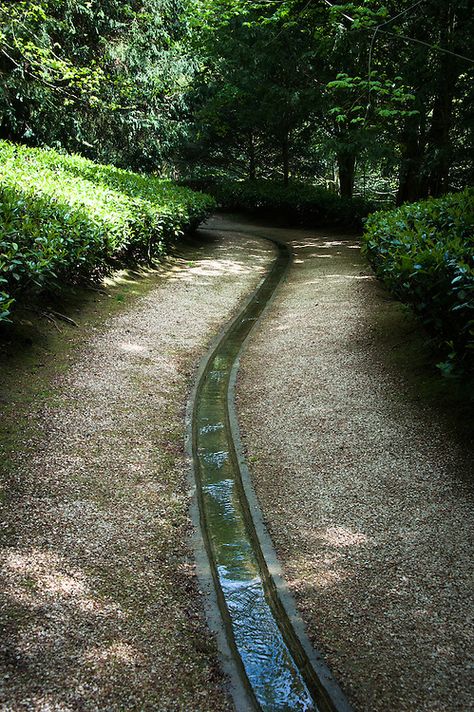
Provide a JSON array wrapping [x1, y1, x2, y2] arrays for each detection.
[[186, 0, 323, 182], [0, 0, 194, 171]]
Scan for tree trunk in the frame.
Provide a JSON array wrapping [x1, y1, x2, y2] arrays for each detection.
[[337, 150, 355, 198], [248, 132, 256, 180], [396, 116, 428, 205], [426, 5, 459, 197], [397, 2, 466, 203], [426, 89, 455, 197], [282, 132, 289, 187]]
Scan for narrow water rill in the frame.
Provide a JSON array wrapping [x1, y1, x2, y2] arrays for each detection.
[[191, 236, 348, 712]]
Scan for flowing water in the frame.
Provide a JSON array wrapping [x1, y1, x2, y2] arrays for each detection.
[[192, 240, 331, 711]]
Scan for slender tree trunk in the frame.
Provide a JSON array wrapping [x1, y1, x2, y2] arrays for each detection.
[[397, 2, 466, 203], [248, 131, 256, 180], [282, 132, 289, 187], [337, 150, 355, 198], [426, 88, 455, 197], [397, 116, 428, 205], [426, 5, 459, 197]]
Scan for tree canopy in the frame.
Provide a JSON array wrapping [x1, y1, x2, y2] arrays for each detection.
[[0, 0, 472, 200]]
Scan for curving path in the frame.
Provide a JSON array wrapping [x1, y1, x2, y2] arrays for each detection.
[[0, 227, 275, 711], [1, 214, 472, 711], [217, 214, 473, 712]]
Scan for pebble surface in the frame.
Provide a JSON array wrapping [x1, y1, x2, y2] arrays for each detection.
[[229, 215, 474, 712], [0, 224, 275, 711]]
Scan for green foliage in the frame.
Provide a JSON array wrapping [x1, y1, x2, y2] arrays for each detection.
[[185, 0, 330, 185], [185, 0, 473, 200], [189, 178, 373, 228], [0, 0, 192, 172], [0, 141, 215, 321], [2, 0, 472, 197], [363, 189, 474, 372]]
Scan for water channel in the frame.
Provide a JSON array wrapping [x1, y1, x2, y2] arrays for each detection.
[[191, 234, 348, 712]]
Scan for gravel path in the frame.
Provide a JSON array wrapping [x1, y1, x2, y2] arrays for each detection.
[[0, 225, 275, 711], [2, 214, 472, 711], [227, 214, 474, 712]]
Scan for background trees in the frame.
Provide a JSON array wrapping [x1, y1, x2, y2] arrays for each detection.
[[184, 0, 325, 184], [185, 0, 473, 201], [391, 0, 474, 202], [1, 0, 472, 201], [0, 0, 192, 170]]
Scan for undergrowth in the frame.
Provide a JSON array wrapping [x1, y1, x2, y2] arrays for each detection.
[[183, 178, 374, 228], [0, 141, 215, 321], [363, 189, 474, 374]]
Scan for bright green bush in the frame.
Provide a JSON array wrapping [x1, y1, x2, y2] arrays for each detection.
[[0, 141, 215, 321], [363, 189, 474, 372], [185, 178, 374, 228]]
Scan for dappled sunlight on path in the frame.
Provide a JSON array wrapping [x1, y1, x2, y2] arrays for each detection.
[[0, 223, 275, 711], [230, 213, 474, 712]]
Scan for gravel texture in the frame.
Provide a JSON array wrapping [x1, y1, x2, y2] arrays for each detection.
[[0, 224, 275, 711], [230, 215, 474, 712]]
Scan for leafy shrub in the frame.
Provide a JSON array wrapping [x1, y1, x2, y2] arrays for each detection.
[[363, 189, 474, 372], [0, 141, 215, 321], [184, 178, 374, 228]]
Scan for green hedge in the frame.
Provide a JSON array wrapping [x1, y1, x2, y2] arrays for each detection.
[[363, 189, 474, 372], [0, 141, 215, 321], [184, 178, 374, 228]]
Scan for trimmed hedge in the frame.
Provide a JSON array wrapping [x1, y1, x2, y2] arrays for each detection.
[[184, 178, 374, 228], [363, 189, 474, 372], [0, 141, 215, 321]]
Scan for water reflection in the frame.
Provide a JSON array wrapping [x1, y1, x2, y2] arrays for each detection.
[[203, 479, 235, 521], [200, 422, 225, 434], [219, 567, 315, 711], [202, 450, 229, 469]]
